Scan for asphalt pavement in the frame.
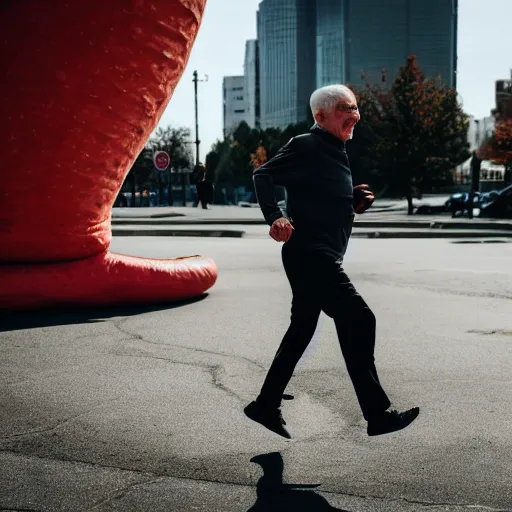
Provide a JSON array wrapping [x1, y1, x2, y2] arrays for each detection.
[[1, 236, 512, 511]]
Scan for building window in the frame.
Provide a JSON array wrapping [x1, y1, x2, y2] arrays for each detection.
[[234, 109, 245, 113]]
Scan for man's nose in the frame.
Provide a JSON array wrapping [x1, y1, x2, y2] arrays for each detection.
[[354, 110, 361, 122]]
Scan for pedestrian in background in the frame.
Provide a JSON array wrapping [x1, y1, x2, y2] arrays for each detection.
[[192, 164, 208, 209]]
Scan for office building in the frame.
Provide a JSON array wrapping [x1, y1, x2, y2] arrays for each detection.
[[315, 0, 347, 87], [223, 76, 248, 138], [257, 0, 316, 129], [467, 116, 495, 152], [344, 0, 458, 88], [244, 39, 261, 129], [252, 0, 457, 130], [495, 76, 512, 120]]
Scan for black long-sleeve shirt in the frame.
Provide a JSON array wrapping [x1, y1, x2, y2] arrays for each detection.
[[253, 125, 355, 256]]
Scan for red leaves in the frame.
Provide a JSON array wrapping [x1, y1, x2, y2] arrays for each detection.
[[350, 55, 470, 196], [250, 146, 268, 170], [482, 119, 512, 164]]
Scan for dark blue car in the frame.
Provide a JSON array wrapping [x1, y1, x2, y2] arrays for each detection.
[[479, 184, 512, 218]]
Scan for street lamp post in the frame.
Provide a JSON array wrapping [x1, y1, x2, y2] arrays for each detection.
[[192, 70, 208, 167]]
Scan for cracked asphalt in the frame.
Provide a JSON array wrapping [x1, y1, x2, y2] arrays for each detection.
[[1, 236, 512, 511]]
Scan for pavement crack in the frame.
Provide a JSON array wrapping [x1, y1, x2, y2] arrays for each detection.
[[468, 329, 512, 336], [0, 509, 40, 512], [0, 398, 120, 441], [108, 318, 263, 403], [170, 342, 266, 371], [0, 509, 41, 512], [111, 318, 266, 371], [112, 353, 245, 402], [0, 450, 508, 511], [209, 365, 244, 401], [85, 477, 164, 511]]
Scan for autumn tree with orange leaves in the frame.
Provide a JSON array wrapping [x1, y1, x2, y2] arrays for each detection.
[[351, 56, 470, 214], [480, 118, 512, 173], [250, 146, 268, 170]]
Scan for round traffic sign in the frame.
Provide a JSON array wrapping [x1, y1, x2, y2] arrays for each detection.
[[153, 151, 170, 171]]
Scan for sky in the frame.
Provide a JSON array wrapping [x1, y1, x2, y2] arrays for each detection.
[[156, 0, 512, 163]]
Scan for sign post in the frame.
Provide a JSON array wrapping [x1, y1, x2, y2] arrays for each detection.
[[153, 151, 170, 206], [153, 151, 170, 172]]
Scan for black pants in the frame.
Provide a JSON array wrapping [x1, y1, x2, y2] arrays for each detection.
[[257, 235, 391, 420], [195, 183, 208, 209]]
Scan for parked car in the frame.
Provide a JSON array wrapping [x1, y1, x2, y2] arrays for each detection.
[[445, 192, 479, 217], [479, 184, 512, 218]]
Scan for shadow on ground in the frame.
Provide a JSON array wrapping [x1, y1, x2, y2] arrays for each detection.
[[0, 295, 209, 333], [248, 452, 350, 511]]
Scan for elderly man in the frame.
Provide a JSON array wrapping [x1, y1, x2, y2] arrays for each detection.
[[244, 85, 419, 439]]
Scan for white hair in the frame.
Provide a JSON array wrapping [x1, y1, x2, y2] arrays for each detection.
[[309, 84, 354, 119]]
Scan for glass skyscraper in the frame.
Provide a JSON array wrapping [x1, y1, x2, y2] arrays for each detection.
[[257, 0, 316, 129], [243, 39, 260, 129], [315, 0, 347, 87], [408, 0, 458, 88], [254, 0, 457, 130], [345, 0, 458, 88]]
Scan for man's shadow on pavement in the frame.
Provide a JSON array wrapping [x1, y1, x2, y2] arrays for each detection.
[[248, 452, 350, 512], [0, 294, 209, 333]]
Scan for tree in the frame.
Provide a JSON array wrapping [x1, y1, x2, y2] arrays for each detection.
[[494, 119, 512, 162], [125, 126, 193, 206], [351, 56, 471, 214], [347, 86, 388, 188], [250, 146, 268, 170], [204, 120, 311, 204], [124, 147, 153, 206], [146, 126, 193, 205], [147, 126, 193, 170], [480, 118, 512, 168]]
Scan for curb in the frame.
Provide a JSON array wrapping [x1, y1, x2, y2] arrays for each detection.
[[350, 230, 512, 239], [111, 218, 512, 231], [111, 213, 186, 219], [112, 229, 244, 238], [111, 219, 267, 226], [355, 220, 512, 231], [111, 228, 512, 240]]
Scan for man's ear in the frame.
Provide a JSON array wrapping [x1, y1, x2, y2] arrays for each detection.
[[315, 110, 324, 123]]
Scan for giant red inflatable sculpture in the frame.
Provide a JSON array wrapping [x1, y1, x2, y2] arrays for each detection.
[[0, 0, 218, 310]]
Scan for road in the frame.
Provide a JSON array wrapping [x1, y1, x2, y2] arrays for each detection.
[[1, 236, 511, 511]]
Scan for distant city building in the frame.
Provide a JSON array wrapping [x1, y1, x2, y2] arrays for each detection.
[[223, 76, 248, 138], [257, 0, 316, 129], [455, 115, 500, 187], [344, 0, 458, 88], [467, 116, 495, 152], [239, 0, 458, 131], [244, 39, 260, 129], [316, 0, 347, 87], [495, 76, 512, 120]]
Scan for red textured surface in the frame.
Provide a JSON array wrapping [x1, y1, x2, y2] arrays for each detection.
[[0, 0, 206, 262], [0, 0, 218, 311], [0, 252, 218, 311]]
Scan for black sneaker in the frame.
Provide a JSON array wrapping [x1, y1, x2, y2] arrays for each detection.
[[367, 407, 420, 436], [244, 401, 291, 439]]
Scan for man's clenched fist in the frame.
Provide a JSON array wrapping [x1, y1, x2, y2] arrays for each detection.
[[270, 217, 294, 242], [353, 184, 375, 214]]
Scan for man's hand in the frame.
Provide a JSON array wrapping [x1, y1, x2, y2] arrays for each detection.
[[353, 184, 375, 214], [270, 217, 294, 242]]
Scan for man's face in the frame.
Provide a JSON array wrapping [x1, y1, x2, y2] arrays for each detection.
[[317, 92, 360, 142]]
